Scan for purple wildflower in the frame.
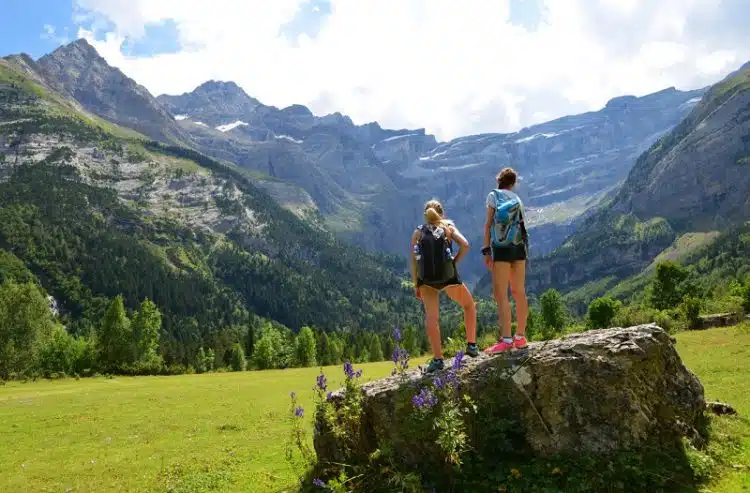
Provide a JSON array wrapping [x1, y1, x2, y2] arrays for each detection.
[[412, 387, 438, 409], [445, 370, 460, 389], [452, 350, 465, 371], [313, 478, 326, 487], [355, 370, 363, 379], [316, 372, 327, 391], [290, 391, 296, 399], [295, 406, 304, 418], [433, 376, 445, 390], [393, 327, 402, 342], [343, 361, 354, 379], [391, 347, 400, 363], [326, 391, 333, 401]]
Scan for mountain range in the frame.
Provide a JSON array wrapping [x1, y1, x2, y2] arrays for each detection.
[[2, 38, 749, 352], [146, 39, 706, 283], [511, 61, 750, 302]]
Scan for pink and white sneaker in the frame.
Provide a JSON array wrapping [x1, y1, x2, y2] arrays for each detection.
[[513, 335, 528, 350], [484, 340, 514, 354]]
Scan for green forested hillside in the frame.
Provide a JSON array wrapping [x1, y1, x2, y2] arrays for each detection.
[[0, 57, 422, 373], [559, 222, 750, 317]]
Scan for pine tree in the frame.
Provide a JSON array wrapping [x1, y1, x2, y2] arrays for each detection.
[[369, 333, 384, 361], [539, 289, 567, 339], [402, 324, 419, 356], [317, 331, 333, 366], [131, 298, 162, 362], [196, 347, 208, 373], [229, 343, 246, 371], [98, 295, 132, 371]]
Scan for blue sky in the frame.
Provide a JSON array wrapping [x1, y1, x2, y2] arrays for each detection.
[[2, 1, 749, 140], [1, 0, 77, 58]]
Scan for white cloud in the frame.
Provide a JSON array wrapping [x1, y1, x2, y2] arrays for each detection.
[[41, 24, 70, 45], [73, 0, 750, 141]]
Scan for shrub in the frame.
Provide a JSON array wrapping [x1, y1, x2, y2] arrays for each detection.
[[741, 281, 750, 313], [650, 261, 690, 310], [586, 296, 622, 330], [680, 296, 703, 330]]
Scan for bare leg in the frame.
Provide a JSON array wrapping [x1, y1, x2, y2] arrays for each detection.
[[420, 286, 443, 359], [443, 284, 476, 344], [509, 260, 528, 336], [492, 262, 512, 338]]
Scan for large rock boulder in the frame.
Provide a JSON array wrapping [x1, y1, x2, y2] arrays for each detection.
[[314, 325, 705, 468]]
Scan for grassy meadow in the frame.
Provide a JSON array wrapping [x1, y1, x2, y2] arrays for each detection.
[[1, 328, 748, 493]]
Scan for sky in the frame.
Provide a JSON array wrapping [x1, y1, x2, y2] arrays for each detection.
[[2, 0, 750, 140]]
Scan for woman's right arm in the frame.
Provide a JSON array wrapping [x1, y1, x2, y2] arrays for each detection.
[[410, 230, 421, 298], [483, 206, 494, 268]]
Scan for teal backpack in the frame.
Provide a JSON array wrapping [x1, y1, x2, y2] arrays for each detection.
[[490, 189, 526, 248]]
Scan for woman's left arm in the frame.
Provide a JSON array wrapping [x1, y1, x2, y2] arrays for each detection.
[[450, 226, 470, 264]]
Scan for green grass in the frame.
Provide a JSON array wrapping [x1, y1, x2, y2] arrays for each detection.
[[0, 360, 421, 493], [1, 328, 748, 493], [675, 324, 750, 492]]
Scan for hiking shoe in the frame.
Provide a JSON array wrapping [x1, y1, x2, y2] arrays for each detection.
[[513, 336, 528, 350], [425, 358, 445, 373], [466, 343, 479, 358], [484, 340, 513, 355]]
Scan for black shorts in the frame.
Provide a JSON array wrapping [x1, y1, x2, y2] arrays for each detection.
[[417, 273, 462, 291], [492, 244, 527, 263]]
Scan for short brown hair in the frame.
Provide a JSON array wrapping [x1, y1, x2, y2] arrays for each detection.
[[496, 167, 518, 189]]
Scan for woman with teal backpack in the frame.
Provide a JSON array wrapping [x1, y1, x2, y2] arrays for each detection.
[[481, 167, 529, 354]]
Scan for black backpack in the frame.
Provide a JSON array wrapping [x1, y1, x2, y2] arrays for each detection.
[[416, 224, 456, 285]]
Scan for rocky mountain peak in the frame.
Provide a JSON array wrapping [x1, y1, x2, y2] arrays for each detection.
[[281, 104, 313, 117], [605, 94, 638, 109], [35, 39, 184, 143], [194, 80, 250, 98], [157, 80, 262, 124], [41, 38, 104, 67]]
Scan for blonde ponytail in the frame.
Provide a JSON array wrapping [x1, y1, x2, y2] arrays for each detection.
[[424, 207, 442, 225], [423, 199, 448, 229]]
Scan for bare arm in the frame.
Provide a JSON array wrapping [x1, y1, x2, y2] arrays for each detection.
[[409, 229, 420, 287], [483, 206, 494, 248], [449, 226, 470, 264]]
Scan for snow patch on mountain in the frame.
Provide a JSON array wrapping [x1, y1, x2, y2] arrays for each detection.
[[275, 134, 303, 144], [216, 121, 248, 132]]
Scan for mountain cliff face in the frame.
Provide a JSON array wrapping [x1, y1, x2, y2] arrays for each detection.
[[158, 82, 437, 251], [517, 62, 750, 296], [36, 39, 186, 144]]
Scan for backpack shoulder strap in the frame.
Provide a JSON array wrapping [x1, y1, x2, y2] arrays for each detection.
[[490, 189, 502, 205]]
